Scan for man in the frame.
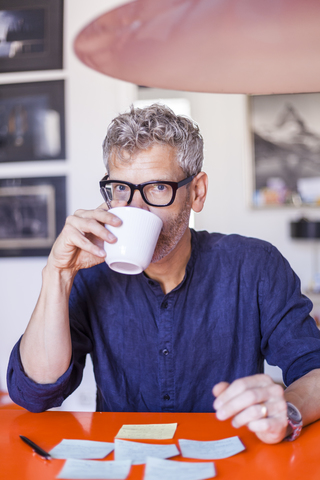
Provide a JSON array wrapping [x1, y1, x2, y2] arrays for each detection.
[[7, 104, 320, 444]]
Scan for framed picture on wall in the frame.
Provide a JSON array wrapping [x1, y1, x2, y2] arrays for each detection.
[[0, 80, 66, 163], [249, 93, 320, 207], [0, 176, 66, 257], [0, 0, 63, 73]]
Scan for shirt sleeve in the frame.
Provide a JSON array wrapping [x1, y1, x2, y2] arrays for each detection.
[[6, 272, 94, 413], [6, 337, 78, 412], [259, 245, 320, 386]]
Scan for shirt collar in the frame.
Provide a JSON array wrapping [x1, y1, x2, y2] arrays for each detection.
[[142, 228, 199, 292]]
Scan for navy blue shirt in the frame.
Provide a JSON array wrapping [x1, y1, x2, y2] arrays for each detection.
[[7, 230, 320, 413]]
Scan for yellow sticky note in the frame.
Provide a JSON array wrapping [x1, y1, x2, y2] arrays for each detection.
[[115, 423, 178, 440]]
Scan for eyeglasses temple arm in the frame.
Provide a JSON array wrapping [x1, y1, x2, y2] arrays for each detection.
[[100, 187, 112, 209], [178, 175, 195, 188]]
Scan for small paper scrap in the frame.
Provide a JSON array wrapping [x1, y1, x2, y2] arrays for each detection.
[[50, 439, 114, 459], [114, 439, 179, 465], [143, 456, 216, 480], [178, 436, 245, 459], [57, 459, 131, 480], [115, 423, 177, 440]]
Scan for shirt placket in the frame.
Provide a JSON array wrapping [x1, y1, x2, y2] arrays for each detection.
[[158, 294, 175, 411]]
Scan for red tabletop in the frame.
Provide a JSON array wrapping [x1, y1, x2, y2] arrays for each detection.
[[1, 410, 319, 479]]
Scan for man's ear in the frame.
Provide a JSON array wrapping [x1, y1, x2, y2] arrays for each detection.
[[191, 172, 208, 213]]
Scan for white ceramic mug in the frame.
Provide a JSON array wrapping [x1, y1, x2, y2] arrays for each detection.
[[104, 206, 163, 274]]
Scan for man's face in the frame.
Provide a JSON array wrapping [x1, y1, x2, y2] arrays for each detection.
[[108, 144, 192, 263]]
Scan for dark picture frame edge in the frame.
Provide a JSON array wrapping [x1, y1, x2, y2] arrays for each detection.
[[0, 175, 66, 257], [0, 0, 63, 73], [0, 79, 66, 163]]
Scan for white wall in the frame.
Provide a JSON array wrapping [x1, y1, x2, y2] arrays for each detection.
[[1, 3, 318, 407]]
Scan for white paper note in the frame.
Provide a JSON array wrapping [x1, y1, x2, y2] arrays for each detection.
[[50, 439, 114, 459], [115, 423, 177, 439], [114, 439, 179, 465], [57, 459, 131, 480], [143, 456, 216, 480], [178, 437, 245, 459]]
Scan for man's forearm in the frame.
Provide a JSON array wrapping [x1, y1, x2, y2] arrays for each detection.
[[20, 264, 75, 384], [284, 369, 320, 429]]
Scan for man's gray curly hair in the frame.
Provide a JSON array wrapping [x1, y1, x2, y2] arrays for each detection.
[[102, 103, 204, 177]]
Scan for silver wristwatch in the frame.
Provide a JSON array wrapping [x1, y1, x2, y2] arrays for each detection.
[[286, 402, 303, 441]]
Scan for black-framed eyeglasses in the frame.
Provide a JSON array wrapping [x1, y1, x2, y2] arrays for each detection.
[[99, 175, 194, 207]]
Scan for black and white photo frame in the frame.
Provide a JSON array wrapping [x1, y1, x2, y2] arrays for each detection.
[[0, 176, 66, 257], [0, 80, 66, 163], [249, 93, 320, 207], [0, 0, 63, 73]]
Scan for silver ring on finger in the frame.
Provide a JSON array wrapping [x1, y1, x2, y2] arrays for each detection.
[[260, 403, 268, 418]]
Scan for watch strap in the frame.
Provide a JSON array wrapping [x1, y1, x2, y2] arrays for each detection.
[[286, 402, 303, 441]]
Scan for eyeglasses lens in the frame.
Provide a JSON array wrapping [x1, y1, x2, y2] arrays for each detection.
[[104, 182, 173, 206], [105, 183, 131, 203], [143, 183, 173, 206]]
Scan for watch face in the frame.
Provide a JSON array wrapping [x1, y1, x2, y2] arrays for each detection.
[[287, 402, 302, 424]]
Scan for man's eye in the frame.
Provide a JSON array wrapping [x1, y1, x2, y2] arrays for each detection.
[[154, 184, 167, 192], [115, 184, 127, 192]]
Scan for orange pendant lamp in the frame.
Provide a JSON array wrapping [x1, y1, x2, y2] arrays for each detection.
[[74, 0, 320, 94]]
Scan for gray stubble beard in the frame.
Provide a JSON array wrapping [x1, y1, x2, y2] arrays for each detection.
[[151, 202, 191, 264]]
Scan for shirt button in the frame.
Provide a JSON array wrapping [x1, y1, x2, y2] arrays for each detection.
[[162, 301, 168, 309], [148, 280, 155, 286], [163, 394, 170, 400], [162, 348, 169, 355]]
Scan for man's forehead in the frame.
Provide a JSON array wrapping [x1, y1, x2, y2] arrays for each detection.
[[108, 144, 178, 169]]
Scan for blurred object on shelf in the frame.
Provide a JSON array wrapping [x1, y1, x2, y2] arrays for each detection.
[[290, 218, 320, 239]]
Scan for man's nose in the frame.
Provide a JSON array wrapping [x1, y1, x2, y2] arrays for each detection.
[[130, 189, 149, 210]]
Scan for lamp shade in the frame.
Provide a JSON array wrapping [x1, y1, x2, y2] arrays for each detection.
[[290, 218, 320, 239], [74, 0, 320, 94]]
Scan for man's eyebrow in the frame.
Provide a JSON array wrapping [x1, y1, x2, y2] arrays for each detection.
[[147, 178, 172, 182], [109, 178, 174, 183]]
